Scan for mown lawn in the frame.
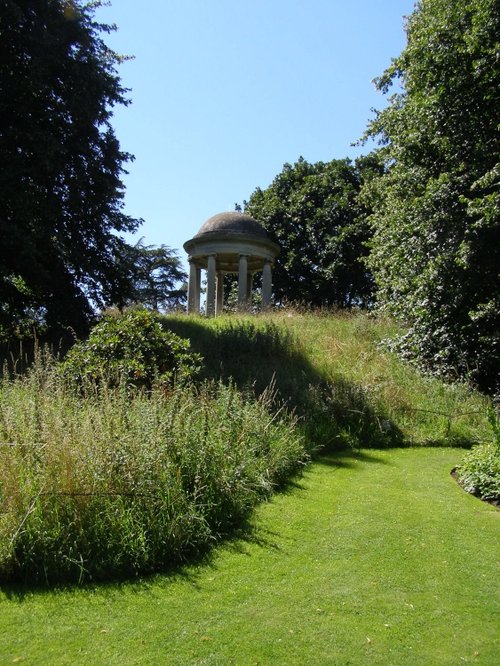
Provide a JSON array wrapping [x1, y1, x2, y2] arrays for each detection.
[[1, 447, 498, 665]]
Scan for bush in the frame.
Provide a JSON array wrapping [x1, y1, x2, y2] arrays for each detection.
[[456, 409, 500, 503], [0, 356, 306, 584], [61, 309, 201, 389], [456, 444, 500, 503]]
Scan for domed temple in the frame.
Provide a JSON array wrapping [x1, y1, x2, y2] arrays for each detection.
[[183, 212, 280, 316]]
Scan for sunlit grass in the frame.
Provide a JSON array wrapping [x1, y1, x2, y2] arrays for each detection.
[[1, 448, 498, 664], [165, 310, 491, 448], [286, 311, 490, 444]]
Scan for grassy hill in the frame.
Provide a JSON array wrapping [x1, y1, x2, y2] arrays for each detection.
[[163, 310, 491, 450], [1, 310, 498, 663]]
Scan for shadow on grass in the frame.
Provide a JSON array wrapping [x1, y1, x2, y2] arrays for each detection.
[[1, 568, 207, 602], [0, 513, 285, 600], [316, 450, 394, 469], [163, 316, 405, 453]]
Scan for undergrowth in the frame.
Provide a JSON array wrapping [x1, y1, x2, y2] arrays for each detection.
[[0, 354, 305, 585], [456, 407, 500, 503], [61, 309, 201, 389]]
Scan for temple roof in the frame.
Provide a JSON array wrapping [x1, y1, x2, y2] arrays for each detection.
[[195, 211, 268, 238]]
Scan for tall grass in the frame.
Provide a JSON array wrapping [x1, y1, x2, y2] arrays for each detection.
[[282, 309, 492, 446], [0, 354, 305, 585], [1, 310, 492, 585], [163, 311, 491, 449]]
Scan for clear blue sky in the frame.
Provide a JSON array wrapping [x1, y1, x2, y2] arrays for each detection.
[[96, 0, 415, 271]]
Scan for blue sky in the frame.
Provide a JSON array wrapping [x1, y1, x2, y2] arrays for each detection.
[[96, 1, 415, 271]]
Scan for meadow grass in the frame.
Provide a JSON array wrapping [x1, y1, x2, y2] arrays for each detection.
[[0, 353, 305, 584], [163, 310, 491, 449], [1, 447, 498, 664]]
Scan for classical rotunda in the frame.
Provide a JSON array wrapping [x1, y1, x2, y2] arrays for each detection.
[[183, 212, 280, 316]]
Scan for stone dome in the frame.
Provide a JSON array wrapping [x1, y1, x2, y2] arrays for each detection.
[[184, 210, 280, 316], [195, 211, 268, 239]]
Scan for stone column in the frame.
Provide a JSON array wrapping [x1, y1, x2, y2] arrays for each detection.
[[246, 272, 253, 303], [216, 271, 224, 316], [262, 260, 273, 307], [206, 254, 217, 317], [187, 260, 200, 314], [238, 254, 248, 308], [195, 265, 201, 309]]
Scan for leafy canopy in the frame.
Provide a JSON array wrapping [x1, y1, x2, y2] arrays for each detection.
[[244, 156, 380, 308], [362, 0, 499, 392], [0, 0, 140, 338], [124, 241, 187, 312]]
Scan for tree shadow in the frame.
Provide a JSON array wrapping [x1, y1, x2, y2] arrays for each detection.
[[163, 316, 405, 453], [0, 511, 285, 599], [316, 450, 393, 468]]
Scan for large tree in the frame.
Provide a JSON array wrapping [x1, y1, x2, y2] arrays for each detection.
[[363, 0, 499, 392], [244, 156, 378, 308], [0, 0, 140, 338], [124, 240, 187, 312]]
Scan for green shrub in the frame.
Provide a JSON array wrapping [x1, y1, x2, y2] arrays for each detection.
[[486, 406, 500, 449], [0, 357, 305, 584], [61, 309, 201, 389], [456, 409, 500, 502], [456, 443, 500, 503]]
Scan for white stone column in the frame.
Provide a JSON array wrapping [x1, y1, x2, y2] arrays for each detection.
[[195, 265, 201, 309], [238, 254, 248, 308], [262, 260, 273, 307], [187, 260, 200, 314], [206, 254, 217, 317], [216, 271, 224, 316], [246, 271, 253, 303]]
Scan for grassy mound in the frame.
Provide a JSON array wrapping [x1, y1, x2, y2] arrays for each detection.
[[163, 311, 491, 449], [0, 309, 494, 585]]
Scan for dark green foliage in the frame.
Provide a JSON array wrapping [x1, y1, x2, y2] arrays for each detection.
[[61, 309, 201, 388], [456, 406, 500, 502], [0, 0, 140, 338], [124, 240, 187, 311], [244, 156, 378, 308], [362, 0, 500, 392]]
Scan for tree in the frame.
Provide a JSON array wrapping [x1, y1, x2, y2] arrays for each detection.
[[362, 0, 499, 392], [0, 0, 140, 338], [244, 157, 378, 308], [125, 241, 187, 311]]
